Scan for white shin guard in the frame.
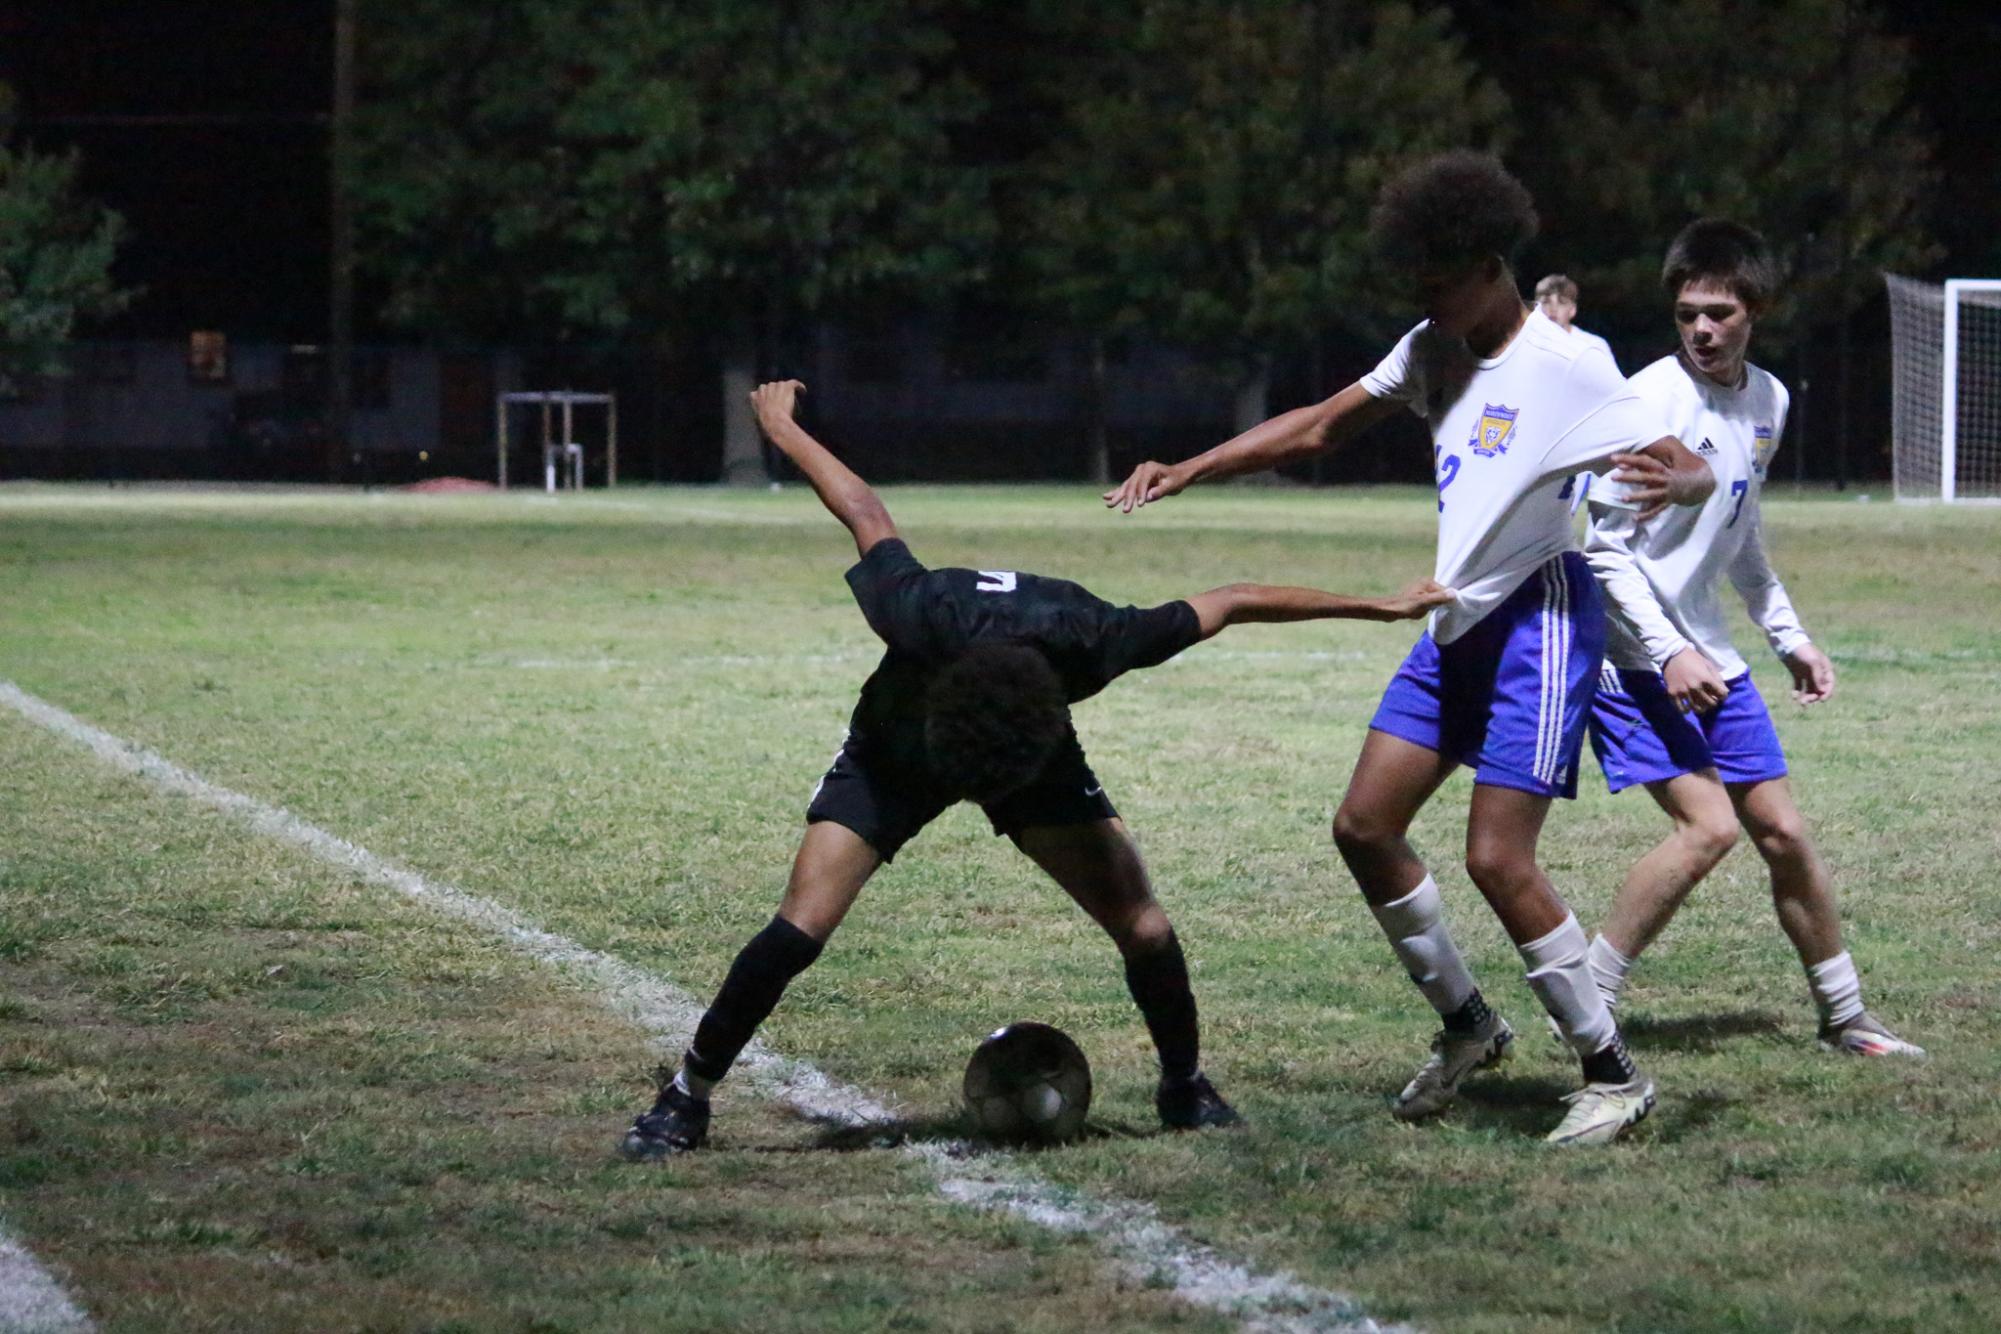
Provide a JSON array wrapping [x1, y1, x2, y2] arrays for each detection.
[[1369, 876, 1478, 1018], [1522, 914, 1618, 1059]]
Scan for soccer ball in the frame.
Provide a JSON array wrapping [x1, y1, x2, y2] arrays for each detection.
[[962, 1022, 1093, 1145]]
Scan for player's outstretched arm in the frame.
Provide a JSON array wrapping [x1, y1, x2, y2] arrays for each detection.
[[1184, 577, 1452, 640], [1605, 436, 1715, 520], [1103, 382, 1400, 513], [750, 380, 897, 556]]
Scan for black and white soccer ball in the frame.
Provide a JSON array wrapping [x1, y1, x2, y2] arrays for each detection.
[[962, 1021, 1093, 1144]]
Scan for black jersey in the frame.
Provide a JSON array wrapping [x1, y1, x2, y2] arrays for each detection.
[[840, 538, 1200, 779]]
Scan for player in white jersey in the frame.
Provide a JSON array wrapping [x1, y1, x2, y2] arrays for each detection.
[[1581, 219, 1922, 1057], [1535, 274, 1618, 370], [1105, 152, 1716, 1144]]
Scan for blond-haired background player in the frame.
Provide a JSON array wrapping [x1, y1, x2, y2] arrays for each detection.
[[1534, 273, 1618, 371]]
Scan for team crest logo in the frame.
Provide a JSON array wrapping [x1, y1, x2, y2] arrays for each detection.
[[1753, 424, 1777, 474], [1469, 404, 1518, 457]]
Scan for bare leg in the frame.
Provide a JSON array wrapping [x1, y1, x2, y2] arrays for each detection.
[[683, 820, 881, 1085], [777, 819, 885, 941], [1012, 817, 1166, 949], [1462, 784, 1565, 944], [1331, 730, 1459, 904], [1598, 770, 1740, 959], [1729, 777, 1843, 966], [1012, 819, 1206, 1090], [1464, 783, 1632, 1081]]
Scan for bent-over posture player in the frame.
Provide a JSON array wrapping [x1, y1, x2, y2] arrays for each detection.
[[1107, 152, 1717, 1145], [1581, 219, 1922, 1057], [621, 380, 1451, 1157]]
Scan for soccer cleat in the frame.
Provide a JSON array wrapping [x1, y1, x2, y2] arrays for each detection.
[[1545, 1077, 1655, 1147], [1156, 1072, 1244, 1131], [1392, 1015, 1514, 1121], [1820, 1011, 1926, 1059], [619, 1079, 711, 1160]]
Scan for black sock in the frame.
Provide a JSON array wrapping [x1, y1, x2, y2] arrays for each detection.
[[1123, 930, 1200, 1083], [682, 915, 825, 1085], [1580, 1033, 1638, 1085], [1442, 988, 1493, 1036]]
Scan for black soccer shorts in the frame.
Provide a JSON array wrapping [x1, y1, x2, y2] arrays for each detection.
[[805, 729, 1118, 862]]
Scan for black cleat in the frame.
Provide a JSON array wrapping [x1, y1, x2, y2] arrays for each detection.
[[1156, 1072, 1244, 1131], [619, 1080, 710, 1160]]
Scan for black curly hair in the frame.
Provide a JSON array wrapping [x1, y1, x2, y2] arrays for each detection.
[[1369, 150, 1539, 278], [1662, 218, 1778, 312], [924, 644, 1070, 804]]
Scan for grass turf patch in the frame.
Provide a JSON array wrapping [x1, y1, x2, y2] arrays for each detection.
[[2, 481, 1998, 1330]]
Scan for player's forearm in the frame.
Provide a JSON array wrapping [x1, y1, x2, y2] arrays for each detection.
[[1188, 582, 1417, 638], [760, 415, 896, 553], [1174, 404, 1334, 488]]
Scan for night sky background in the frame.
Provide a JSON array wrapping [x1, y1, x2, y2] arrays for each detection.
[[4, 0, 1999, 345]]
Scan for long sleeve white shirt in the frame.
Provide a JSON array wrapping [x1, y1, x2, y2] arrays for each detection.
[[1585, 354, 1809, 679]]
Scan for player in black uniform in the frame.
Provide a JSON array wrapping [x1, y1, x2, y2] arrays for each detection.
[[621, 380, 1451, 1158]]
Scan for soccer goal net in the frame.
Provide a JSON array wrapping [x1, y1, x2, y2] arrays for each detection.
[[1885, 275, 2001, 502]]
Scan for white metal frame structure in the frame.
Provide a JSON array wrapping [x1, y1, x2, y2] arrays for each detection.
[[496, 390, 618, 492], [1887, 275, 2001, 502], [1939, 279, 2001, 502]]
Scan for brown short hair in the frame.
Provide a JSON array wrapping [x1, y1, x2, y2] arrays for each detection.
[[1662, 219, 1779, 311], [1534, 274, 1578, 302]]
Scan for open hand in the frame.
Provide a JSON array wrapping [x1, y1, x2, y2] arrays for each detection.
[[1663, 646, 1730, 714], [1103, 461, 1186, 513], [750, 379, 805, 432], [1379, 578, 1455, 621], [1782, 643, 1835, 705]]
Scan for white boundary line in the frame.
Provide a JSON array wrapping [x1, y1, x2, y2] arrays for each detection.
[[0, 681, 1400, 1334], [0, 1228, 92, 1332]]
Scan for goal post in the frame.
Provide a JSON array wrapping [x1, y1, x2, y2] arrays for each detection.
[[1885, 274, 2001, 502], [495, 390, 618, 492]]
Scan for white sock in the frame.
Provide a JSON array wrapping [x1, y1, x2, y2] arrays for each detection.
[[673, 1067, 715, 1101], [1521, 913, 1617, 1059], [1807, 951, 1865, 1029], [1368, 876, 1478, 1018], [1587, 933, 1634, 1009]]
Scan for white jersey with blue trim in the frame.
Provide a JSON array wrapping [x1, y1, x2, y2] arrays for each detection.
[[1360, 308, 1670, 645], [1585, 354, 1805, 678]]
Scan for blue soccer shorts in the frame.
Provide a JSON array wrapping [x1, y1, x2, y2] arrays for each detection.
[[1588, 667, 1789, 793], [1369, 552, 1604, 799]]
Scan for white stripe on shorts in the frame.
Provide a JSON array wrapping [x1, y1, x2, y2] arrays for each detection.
[[1535, 557, 1569, 786]]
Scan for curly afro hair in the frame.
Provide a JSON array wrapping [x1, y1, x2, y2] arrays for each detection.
[[1369, 150, 1538, 278], [924, 644, 1070, 805], [1662, 218, 1778, 312]]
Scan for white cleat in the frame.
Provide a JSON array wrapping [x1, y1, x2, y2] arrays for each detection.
[[1820, 1011, 1926, 1058], [1545, 1077, 1655, 1147], [1393, 1015, 1514, 1121]]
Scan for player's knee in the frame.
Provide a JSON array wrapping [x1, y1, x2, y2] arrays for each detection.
[[1463, 844, 1536, 899], [1116, 903, 1174, 954], [1681, 813, 1740, 866], [1332, 803, 1394, 858], [1748, 811, 1811, 865]]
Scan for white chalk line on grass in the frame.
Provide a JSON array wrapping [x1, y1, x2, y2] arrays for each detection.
[[0, 1230, 92, 1333], [0, 680, 1400, 1334]]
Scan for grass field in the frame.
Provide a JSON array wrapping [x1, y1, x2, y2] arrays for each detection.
[[2, 481, 1998, 1332]]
